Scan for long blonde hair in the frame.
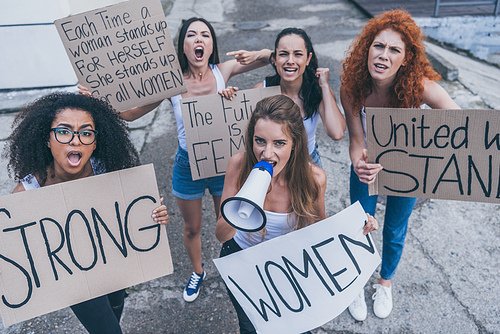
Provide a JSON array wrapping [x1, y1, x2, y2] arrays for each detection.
[[239, 95, 321, 230]]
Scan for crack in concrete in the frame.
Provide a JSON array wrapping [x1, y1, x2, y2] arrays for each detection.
[[407, 223, 490, 333]]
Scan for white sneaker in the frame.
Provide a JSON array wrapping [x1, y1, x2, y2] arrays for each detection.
[[183, 270, 206, 302], [372, 284, 392, 318], [348, 289, 367, 321]]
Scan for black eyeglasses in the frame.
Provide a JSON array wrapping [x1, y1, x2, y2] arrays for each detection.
[[50, 127, 98, 145]]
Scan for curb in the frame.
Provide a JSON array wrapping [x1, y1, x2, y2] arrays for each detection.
[[0, 86, 78, 114], [426, 46, 459, 81]]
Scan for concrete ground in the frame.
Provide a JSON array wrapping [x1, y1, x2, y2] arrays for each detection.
[[0, 0, 499, 333]]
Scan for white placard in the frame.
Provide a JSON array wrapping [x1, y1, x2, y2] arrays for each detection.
[[214, 202, 381, 334]]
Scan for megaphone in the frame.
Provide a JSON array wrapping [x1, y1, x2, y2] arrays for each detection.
[[221, 161, 273, 232]]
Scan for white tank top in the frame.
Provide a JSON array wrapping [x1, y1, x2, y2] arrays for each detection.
[[233, 210, 297, 249], [263, 80, 319, 154], [172, 64, 226, 151]]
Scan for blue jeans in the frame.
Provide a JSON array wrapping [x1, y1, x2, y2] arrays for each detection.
[[70, 289, 125, 334], [350, 165, 416, 280], [172, 147, 225, 200]]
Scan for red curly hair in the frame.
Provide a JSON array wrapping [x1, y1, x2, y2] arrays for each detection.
[[341, 9, 441, 114]]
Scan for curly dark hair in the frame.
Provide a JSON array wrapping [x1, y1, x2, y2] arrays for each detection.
[[266, 28, 322, 120], [341, 9, 441, 114], [5, 92, 140, 186]]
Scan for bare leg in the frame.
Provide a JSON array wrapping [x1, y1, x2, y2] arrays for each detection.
[[212, 195, 221, 218], [378, 277, 391, 287], [177, 197, 204, 275]]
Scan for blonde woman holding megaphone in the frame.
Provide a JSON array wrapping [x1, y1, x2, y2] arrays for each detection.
[[215, 95, 378, 333]]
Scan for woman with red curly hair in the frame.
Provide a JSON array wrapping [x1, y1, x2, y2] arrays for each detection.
[[340, 10, 459, 321]]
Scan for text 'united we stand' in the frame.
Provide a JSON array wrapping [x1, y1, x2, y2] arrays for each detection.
[[367, 107, 500, 203]]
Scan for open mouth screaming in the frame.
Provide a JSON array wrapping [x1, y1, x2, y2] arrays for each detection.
[[195, 46, 204, 60], [68, 152, 82, 166]]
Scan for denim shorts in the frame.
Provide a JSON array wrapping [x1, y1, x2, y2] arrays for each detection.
[[309, 142, 323, 169], [172, 147, 225, 200]]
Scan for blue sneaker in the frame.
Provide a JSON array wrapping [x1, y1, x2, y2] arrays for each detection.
[[183, 270, 206, 302]]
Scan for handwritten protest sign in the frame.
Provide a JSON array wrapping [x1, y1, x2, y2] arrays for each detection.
[[366, 108, 500, 204], [181, 86, 281, 180], [0, 164, 173, 327], [213, 202, 380, 334], [55, 0, 187, 111]]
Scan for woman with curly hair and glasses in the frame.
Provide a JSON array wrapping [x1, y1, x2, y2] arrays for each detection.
[[340, 9, 460, 321], [3, 92, 169, 333]]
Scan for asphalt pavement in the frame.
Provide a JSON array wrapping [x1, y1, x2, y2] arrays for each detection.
[[0, 0, 499, 333]]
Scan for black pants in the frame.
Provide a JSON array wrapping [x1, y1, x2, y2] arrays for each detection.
[[220, 238, 257, 334], [70, 289, 125, 334], [220, 239, 312, 334]]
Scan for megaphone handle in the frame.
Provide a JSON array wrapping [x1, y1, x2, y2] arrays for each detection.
[[237, 201, 255, 219]]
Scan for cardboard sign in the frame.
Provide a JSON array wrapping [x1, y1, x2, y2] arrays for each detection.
[[213, 202, 380, 334], [366, 108, 500, 203], [55, 0, 187, 111], [0, 164, 173, 327], [181, 86, 281, 180]]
